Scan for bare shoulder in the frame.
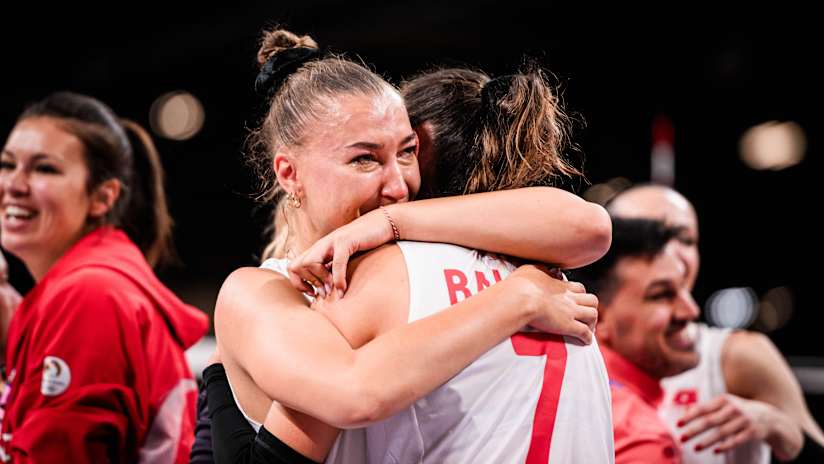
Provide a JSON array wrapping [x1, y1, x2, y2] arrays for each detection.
[[348, 243, 406, 279], [325, 244, 409, 347], [723, 331, 781, 371], [215, 266, 306, 331], [222, 266, 291, 292]]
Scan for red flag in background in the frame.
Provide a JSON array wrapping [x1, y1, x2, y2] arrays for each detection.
[[651, 115, 675, 185]]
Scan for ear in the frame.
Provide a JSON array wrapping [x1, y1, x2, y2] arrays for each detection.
[[88, 178, 121, 219], [273, 151, 301, 196]]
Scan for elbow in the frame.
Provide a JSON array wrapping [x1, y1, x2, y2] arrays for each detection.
[[773, 421, 804, 462], [326, 381, 391, 429], [559, 203, 612, 269], [585, 204, 613, 260]]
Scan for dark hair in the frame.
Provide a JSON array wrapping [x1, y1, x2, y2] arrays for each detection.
[[401, 65, 582, 198], [249, 28, 397, 259], [569, 217, 684, 305], [20, 92, 173, 267]]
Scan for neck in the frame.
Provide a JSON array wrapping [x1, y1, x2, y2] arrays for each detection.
[[284, 209, 326, 259], [25, 246, 74, 282], [24, 225, 99, 282]]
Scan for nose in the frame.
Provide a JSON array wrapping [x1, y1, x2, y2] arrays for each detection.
[[381, 160, 410, 204], [674, 289, 700, 322]]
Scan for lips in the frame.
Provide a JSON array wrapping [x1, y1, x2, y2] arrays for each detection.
[[2, 204, 38, 230], [5, 204, 36, 220], [666, 321, 697, 352]]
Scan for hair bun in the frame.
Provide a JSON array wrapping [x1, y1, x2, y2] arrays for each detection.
[[254, 46, 322, 98], [257, 29, 318, 66]]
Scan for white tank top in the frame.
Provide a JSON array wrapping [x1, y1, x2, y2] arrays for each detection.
[[659, 324, 770, 464], [333, 242, 615, 463]]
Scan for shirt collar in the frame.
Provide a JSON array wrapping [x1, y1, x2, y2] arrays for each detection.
[[601, 345, 664, 407]]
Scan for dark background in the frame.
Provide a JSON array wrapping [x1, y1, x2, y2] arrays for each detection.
[[2, 2, 821, 425]]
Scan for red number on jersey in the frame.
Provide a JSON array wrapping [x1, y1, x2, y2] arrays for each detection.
[[511, 333, 568, 464]]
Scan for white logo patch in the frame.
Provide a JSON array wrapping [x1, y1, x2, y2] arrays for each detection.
[[41, 356, 71, 396]]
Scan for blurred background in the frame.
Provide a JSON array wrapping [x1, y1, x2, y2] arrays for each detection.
[[1, 1, 820, 422]]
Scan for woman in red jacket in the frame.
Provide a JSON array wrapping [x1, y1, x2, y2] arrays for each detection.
[[0, 92, 209, 463]]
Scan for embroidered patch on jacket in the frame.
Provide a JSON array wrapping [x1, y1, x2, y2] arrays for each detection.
[[41, 356, 71, 396]]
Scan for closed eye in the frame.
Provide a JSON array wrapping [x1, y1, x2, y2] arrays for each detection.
[[400, 144, 418, 157], [646, 289, 676, 301], [35, 163, 61, 174], [350, 154, 379, 166]]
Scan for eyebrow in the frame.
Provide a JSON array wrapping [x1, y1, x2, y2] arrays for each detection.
[[1, 150, 53, 161], [345, 133, 417, 150], [646, 280, 675, 292]]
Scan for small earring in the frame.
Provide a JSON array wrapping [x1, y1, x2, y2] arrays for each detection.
[[287, 192, 302, 208]]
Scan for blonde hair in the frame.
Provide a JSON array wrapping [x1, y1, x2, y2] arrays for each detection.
[[247, 28, 396, 260]]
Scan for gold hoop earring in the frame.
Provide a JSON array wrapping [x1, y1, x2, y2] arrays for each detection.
[[287, 192, 302, 209]]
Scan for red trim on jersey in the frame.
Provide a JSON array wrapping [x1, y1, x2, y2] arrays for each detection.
[[511, 333, 568, 464]]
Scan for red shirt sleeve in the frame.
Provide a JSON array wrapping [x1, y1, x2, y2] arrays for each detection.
[[8, 268, 150, 463]]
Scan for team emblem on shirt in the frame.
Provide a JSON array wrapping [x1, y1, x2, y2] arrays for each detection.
[[41, 356, 71, 396], [672, 388, 698, 406]]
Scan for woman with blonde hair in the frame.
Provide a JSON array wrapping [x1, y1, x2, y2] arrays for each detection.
[[202, 28, 610, 463]]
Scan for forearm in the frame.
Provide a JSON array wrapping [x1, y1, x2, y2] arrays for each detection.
[[387, 187, 611, 268], [764, 403, 804, 461], [248, 279, 532, 428], [724, 332, 820, 458], [339, 279, 534, 426], [190, 386, 216, 464], [204, 364, 257, 464], [800, 412, 824, 446]]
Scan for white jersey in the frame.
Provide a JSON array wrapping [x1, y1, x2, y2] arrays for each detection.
[[659, 324, 770, 464], [330, 242, 614, 463]]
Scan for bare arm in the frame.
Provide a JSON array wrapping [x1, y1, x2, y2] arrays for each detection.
[[215, 257, 587, 430], [723, 331, 823, 457], [387, 187, 611, 268], [288, 187, 611, 295], [678, 331, 821, 460]]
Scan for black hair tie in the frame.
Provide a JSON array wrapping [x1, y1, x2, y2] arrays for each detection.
[[255, 47, 322, 99], [480, 74, 516, 111]]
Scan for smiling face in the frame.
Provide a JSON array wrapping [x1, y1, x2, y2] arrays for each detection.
[[0, 117, 100, 277], [275, 89, 421, 251], [597, 241, 701, 379]]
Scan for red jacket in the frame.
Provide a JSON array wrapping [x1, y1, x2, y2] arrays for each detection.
[[0, 227, 208, 463]]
